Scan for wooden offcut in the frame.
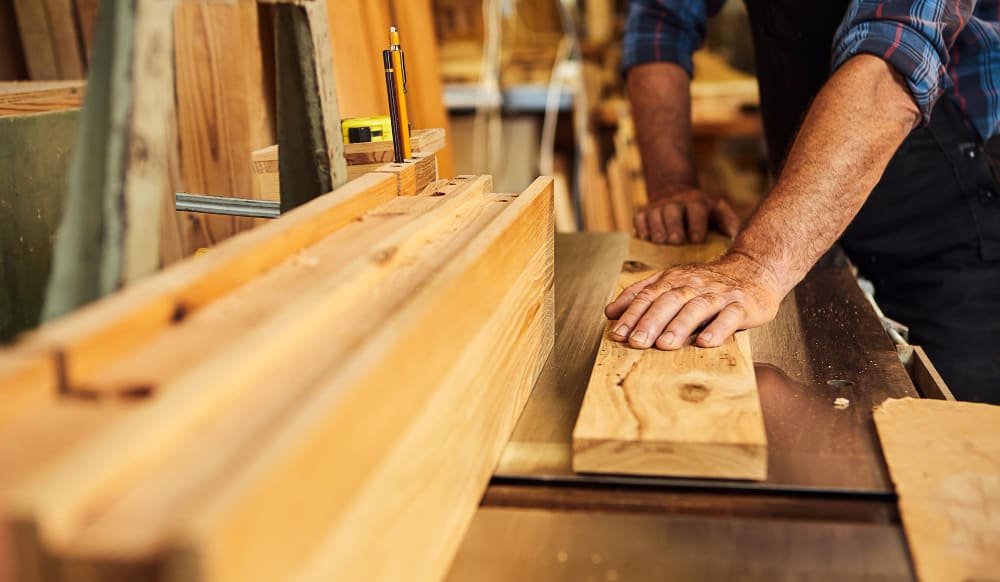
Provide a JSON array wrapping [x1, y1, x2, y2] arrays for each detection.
[[572, 238, 768, 480], [875, 398, 1000, 582]]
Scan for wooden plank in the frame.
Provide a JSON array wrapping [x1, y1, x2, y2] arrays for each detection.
[[11, 0, 59, 80], [169, 0, 276, 259], [571, 237, 768, 480], [367, 153, 438, 195], [40, 0, 86, 79], [897, 345, 955, 401], [185, 178, 553, 582], [3, 177, 498, 563], [0, 353, 58, 427], [74, 175, 490, 398], [252, 129, 445, 201], [343, 127, 445, 165], [875, 398, 1000, 582], [5, 172, 397, 391], [389, 0, 457, 178], [0, 0, 28, 80], [73, 0, 100, 64], [325, 0, 391, 120]]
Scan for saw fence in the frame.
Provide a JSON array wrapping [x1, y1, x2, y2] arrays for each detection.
[[0, 169, 555, 582]]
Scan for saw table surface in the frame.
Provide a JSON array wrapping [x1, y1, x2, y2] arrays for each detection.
[[496, 233, 918, 496], [445, 233, 919, 580]]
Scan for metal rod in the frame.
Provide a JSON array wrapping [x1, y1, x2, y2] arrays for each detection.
[[174, 193, 281, 219]]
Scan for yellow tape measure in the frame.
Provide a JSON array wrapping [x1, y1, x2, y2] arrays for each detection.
[[342, 116, 393, 144]]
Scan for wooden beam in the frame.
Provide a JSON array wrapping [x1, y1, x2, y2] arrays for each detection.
[[572, 237, 768, 480], [3, 172, 396, 392], [4, 176, 495, 554], [5, 176, 553, 582], [73, 175, 490, 398], [874, 398, 1000, 582], [0, 80, 85, 115]]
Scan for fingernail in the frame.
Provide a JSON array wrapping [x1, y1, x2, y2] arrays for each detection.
[[631, 330, 648, 344], [700, 332, 714, 345], [613, 324, 629, 338], [661, 331, 675, 346], [669, 235, 681, 245]]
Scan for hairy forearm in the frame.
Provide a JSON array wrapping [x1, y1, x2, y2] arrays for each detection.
[[627, 63, 698, 195], [732, 55, 921, 293]]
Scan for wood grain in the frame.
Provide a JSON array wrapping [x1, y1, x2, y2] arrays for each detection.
[[572, 235, 767, 480], [4, 177, 552, 582], [171, 0, 276, 258], [1, 172, 396, 393], [875, 398, 1000, 582]]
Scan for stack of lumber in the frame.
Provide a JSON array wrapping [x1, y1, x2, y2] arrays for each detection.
[[0, 170, 555, 581], [251, 128, 447, 201], [572, 236, 768, 480], [6, 0, 97, 81], [602, 117, 647, 233]]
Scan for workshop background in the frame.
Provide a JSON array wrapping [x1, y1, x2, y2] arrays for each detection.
[[0, 1, 996, 581]]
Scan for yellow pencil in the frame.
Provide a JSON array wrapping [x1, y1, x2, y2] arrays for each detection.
[[389, 26, 412, 160]]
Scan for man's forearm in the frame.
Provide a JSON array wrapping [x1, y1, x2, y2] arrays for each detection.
[[627, 63, 698, 195], [732, 55, 921, 294]]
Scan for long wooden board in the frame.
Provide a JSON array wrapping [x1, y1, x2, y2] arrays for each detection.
[[874, 397, 1000, 582], [0, 172, 398, 397], [572, 238, 768, 480]]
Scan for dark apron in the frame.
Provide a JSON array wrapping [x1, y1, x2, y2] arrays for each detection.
[[742, 0, 1000, 403]]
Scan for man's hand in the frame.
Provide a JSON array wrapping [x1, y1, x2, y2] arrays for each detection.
[[605, 252, 783, 350], [634, 187, 740, 245]]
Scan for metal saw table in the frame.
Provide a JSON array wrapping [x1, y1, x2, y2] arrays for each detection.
[[444, 233, 920, 581]]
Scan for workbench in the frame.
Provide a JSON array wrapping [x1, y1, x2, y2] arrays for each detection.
[[444, 233, 920, 581]]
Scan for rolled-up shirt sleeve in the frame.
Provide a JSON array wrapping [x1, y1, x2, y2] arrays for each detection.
[[831, 0, 978, 124], [621, 0, 710, 77]]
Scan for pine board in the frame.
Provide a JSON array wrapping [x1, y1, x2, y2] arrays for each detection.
[[1, 172, 397, 393], [874, 398, 1000, 582], [572, 238, 768, 480]]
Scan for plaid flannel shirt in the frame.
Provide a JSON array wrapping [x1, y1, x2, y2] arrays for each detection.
[[623, 0, 1000, 140]]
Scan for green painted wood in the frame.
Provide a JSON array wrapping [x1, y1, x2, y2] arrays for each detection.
[[275, 1, 347, 213], [41, 0, 134, 321], [0, 109, 78, 341]]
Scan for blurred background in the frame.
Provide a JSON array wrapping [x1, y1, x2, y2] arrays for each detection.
[[0, 0, 766, 341]]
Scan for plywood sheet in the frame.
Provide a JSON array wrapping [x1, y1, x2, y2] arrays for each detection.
[[875, 397, 1000, 582]]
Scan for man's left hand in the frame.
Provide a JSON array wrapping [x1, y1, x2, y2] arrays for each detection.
[[605, 253, 784, 349]]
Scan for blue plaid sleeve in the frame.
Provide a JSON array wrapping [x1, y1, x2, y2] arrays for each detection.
[[622, 0, 724, 77], [832, 0, 979, 124]]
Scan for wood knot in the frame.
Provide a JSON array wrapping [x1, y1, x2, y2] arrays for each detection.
[[679, 383, 710, 403], [371, 246, 398, 265], [622, 260, 651, 273]]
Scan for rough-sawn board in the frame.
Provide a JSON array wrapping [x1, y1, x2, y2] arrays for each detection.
[[572, 238, 768, 480]]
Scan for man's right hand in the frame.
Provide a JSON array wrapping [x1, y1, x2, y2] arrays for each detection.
[[634, 186, 740, 245]]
